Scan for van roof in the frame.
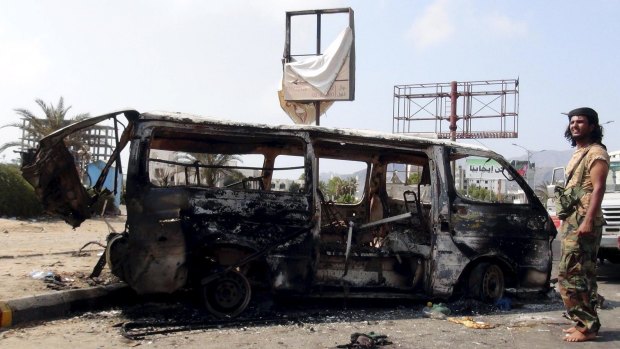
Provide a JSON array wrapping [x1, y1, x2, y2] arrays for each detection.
[[142, 110, 491, 153]]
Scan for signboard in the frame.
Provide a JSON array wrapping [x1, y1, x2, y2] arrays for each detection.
[[278, 90, 334, 124], [510, 160, 532, 177], [282, 8, 355, 104], [465, 158, 505, 180], [283, 57, 353, 101]]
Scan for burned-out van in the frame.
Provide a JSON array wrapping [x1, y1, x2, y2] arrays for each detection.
[[22, 110, 556, 317]]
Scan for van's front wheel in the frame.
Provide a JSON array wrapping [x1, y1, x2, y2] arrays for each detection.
[[202, 270, 251, 318], [468, 263, 504, 302]]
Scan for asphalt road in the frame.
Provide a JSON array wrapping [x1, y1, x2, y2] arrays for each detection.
[[1, 233, 618, 348]]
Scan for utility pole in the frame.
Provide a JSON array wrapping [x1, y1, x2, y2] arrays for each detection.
[[512, 143, 545, 185]]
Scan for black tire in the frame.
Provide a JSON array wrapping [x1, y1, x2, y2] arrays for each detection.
[[468, 263, 505, 302], [203, 270, 251, 318]]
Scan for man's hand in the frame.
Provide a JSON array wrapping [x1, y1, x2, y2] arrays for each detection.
[[577, 218, 594, 236]]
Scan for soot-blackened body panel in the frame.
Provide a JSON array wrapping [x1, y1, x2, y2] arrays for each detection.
[[182, 189, 313, 269], [450, 199, 552, 288]]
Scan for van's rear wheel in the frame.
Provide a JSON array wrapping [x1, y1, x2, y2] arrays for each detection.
[[203, 270, 251, 318], [468, 263, 504, 302]]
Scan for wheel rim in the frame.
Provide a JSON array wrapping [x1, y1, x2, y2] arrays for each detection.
[[203, 270, 251, 318], [481, 264, 504, 301], [468, 263, 505, 302]]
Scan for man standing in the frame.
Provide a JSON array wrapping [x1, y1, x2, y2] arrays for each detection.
[[558, 107, 609, 342]]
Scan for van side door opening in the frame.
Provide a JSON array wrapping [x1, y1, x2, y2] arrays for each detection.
[[312, 139, 433, 294]]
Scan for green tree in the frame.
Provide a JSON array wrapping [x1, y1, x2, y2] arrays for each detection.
[[0, 164, 42, 217], [175, 152, 243, 187], [466, 184, 497, 202], [321, 176, 358, 203], [288, 181, 301, 193], [152, 167, 177, 187], [0, 97, 90, 154], [407, 172, 421, 185], [534, 180, 551, 207]]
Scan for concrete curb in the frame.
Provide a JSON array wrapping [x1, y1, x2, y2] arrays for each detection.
[[0, 283, 132, 328]]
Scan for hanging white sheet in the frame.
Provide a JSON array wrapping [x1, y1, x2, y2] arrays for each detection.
[[283, 27, 353, 95]]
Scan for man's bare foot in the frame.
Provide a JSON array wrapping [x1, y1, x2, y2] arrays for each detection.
[[563, 327, 577, 334], [564, 330, 597, 342]]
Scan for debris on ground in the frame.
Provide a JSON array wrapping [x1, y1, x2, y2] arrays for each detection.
[[447, 316, 496, 329], [73, 241, 106, 257], [494, 297, 512, 311], [29, 270, 55, 280], [336, 331, 393, 348], [28, 269, 119, 290], [81, 310, 122, 319], [422, 302, 451, 319]]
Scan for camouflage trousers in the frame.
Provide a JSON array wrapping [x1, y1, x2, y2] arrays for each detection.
[[558, 212, 602, 334]]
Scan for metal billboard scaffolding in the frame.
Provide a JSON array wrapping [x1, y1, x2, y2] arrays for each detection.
[[392, 79, 519, 141]]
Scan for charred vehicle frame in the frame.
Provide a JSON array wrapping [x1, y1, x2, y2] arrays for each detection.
[[22, 110, 557, 317]]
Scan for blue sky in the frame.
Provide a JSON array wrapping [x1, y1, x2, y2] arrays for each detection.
[[1, 0, 618, 163]]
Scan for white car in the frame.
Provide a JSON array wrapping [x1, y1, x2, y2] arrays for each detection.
[[599, 161, 620, 263]]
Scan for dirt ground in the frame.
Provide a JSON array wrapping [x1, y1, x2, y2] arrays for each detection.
[[0, 216, 123, 300], [1, 215, 620, 348]]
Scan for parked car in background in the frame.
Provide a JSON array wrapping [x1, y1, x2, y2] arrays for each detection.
[[600, 159, 620, 263]]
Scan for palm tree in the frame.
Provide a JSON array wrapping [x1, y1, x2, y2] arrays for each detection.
[[534, 180, 551, 207], [174, 152, 243, 187], [322, 176, 358, 203], [0, 97, 90, 154], [152, 167, 176, 187]]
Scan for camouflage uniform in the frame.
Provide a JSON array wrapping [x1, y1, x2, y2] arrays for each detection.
[[558, 144, 609, 334]]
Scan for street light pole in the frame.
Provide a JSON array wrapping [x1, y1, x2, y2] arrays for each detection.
[[512, 143, 545, 185]]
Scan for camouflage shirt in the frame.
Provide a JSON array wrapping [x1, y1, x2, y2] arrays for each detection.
[[565, 144, 609, 217]]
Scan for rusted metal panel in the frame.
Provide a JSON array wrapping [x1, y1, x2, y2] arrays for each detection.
[[21, 110, 138, 227], [21, 140, 93, 228]]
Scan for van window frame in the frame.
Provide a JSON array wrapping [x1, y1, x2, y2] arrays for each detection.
[[143, 126, 311, 194]]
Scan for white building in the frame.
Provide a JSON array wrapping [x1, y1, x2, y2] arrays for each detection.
[[270, 178, 304, 192]]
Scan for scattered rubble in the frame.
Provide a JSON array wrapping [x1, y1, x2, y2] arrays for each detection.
[[28, 269, 119, 291]]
